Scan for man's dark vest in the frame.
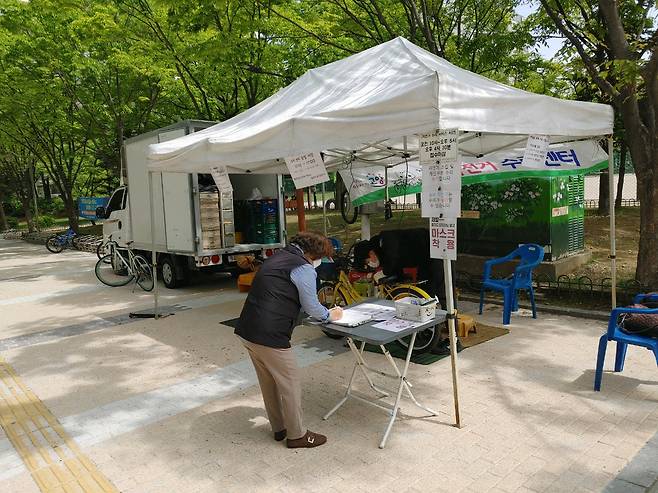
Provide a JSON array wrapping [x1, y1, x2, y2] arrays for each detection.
[[235, 245, 309, 348]]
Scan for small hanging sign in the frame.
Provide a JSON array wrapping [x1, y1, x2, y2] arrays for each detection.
[[429, 218, 457, 260], [284, 152, 330, 189], [419, 128, 458, 163], [421, 164, 461, 218], [521, 135, 550, 168], [210, 164, 233, 193], [420, 128, 461, 218]]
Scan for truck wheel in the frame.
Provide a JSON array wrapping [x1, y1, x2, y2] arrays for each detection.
[[161, 255, 188, 289]]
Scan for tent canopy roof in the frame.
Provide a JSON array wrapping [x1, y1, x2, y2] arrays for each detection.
[[148, 37, 613, 174]]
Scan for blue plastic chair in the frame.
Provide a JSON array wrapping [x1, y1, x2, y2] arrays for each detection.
[[479, 244, 545, 325], [594, 293, 658, 391]]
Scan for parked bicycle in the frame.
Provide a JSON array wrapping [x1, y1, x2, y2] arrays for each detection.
[[317, 245, 439, 353], [45, 228, 80, 253], [95, 240, 154, 292]]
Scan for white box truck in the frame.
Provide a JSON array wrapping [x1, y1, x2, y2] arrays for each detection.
[[99, 120, 286, 288]]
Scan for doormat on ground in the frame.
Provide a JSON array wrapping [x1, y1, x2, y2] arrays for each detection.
[[364, 323, 510, 365]]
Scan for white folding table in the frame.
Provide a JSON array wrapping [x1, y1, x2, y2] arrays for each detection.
[[320, 299, 447, 448]]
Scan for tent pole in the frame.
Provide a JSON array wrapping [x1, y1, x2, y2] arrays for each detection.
[[607, 136, 617, 308], [321, 181, 327, 236], [148, 171, 159, 319], [361, 214, 371, 240], [444, 259, 462, 428]]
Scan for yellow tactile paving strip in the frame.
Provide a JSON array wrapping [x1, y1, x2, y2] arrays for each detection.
[[0, 356, 118, 493]]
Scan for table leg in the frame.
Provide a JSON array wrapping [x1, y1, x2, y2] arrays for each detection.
[[380, 345, 438, 417], [346, 338, 389, 397], [379, 332, 417, 449]]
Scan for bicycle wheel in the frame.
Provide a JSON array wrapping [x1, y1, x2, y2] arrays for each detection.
[[97, 242, 111, 262], [133, 255, 154, 292], [71, 235, 81, 250], [317, 283, 348, 307], [45, 234, 65, 253], [340, 190, 359, 224], [95, 253, 134, 287], [388, 286, 441, 354], [317, 283, 348, 339]]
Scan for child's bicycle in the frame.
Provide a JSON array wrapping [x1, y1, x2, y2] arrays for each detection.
[[317, 248, 440, 354], [45, 228, 80, 253]]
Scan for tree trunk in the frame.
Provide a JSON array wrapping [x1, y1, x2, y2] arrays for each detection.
[[635, 175, 658, 287], [42, 173, 51, 201], [20, 194, 35, 233], [63, 196, 79, 232], [0, 194, 8, 231], [597, 168, 610, 215], [615, 142, 627, 209]]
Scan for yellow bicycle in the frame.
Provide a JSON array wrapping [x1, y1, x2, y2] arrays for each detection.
[[317, 268, 442, 353]]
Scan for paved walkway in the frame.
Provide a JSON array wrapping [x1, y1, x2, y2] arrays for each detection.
[[0, 239, 657, 492]]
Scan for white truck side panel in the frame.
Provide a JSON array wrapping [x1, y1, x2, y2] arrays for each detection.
[[125, 135, 167, 250], [162, 173, 195, 252]]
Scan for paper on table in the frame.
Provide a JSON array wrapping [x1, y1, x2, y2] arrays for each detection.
[[372, 318, 426, 333], [350, 303, 396, 320], [331, 308, 373, 327]]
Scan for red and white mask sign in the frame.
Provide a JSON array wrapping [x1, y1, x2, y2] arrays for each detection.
[[429, 218, 457, 260]]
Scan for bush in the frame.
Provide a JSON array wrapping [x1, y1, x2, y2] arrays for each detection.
[[38, 196, 65, 215], [6, 217, 19, 229], [37, 214, 56, 228]]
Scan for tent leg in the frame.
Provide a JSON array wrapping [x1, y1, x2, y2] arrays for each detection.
[[321, 181, 327, 236], [443, 259, 462, 428], [608, 136, 616, 308], [148, 171, 159, 319]]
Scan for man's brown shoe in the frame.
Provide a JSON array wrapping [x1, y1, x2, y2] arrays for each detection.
[[286, 430, 327, 448], [274, 429, 287, 441]]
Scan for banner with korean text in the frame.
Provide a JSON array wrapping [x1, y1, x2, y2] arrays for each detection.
[[339, 140, 607, 206]]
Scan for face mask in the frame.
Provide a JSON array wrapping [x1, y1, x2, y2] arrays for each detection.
[[367, 259, 380, 269], [312, 258, 322, 269]]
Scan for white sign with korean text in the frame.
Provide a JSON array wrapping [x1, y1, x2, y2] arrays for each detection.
[[419, 128, 458, 163], [421, 165, 461, 217], [430, 218, 457, 260], [284, 152, 329, 189], [210, 165, 233, 193], [521, 135, 551, 168], [420, 128, 461, 218]]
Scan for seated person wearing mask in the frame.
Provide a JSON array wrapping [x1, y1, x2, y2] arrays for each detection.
[[235, 232, 343, 448], [357, 228, 462, 354]]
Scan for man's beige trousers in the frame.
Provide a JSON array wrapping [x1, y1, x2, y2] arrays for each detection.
[[239, 337, 305, 440]]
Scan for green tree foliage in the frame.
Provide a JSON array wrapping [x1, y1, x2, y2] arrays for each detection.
[[536, 0, 658, 286]]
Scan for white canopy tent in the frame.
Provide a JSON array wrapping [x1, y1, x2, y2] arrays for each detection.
[[147, 37, 615, 429]]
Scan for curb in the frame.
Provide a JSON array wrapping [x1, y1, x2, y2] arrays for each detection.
[[460, 294, 611, 321]]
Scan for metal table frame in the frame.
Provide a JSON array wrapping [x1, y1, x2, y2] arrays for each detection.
[[320, 300, 447, 448]]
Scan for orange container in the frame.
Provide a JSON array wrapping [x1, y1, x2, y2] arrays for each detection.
[[237, 272, 256, 292]]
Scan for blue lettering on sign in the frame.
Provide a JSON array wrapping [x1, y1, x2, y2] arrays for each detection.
[[500, 157, 523, 169], [545, 149, 581, 167], [78, 197, 109, 220]]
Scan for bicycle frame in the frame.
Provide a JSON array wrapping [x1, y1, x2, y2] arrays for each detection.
[[331, 270, 430, 304]]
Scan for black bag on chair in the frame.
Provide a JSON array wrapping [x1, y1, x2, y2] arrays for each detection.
[[619, 304, 658, 338]]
